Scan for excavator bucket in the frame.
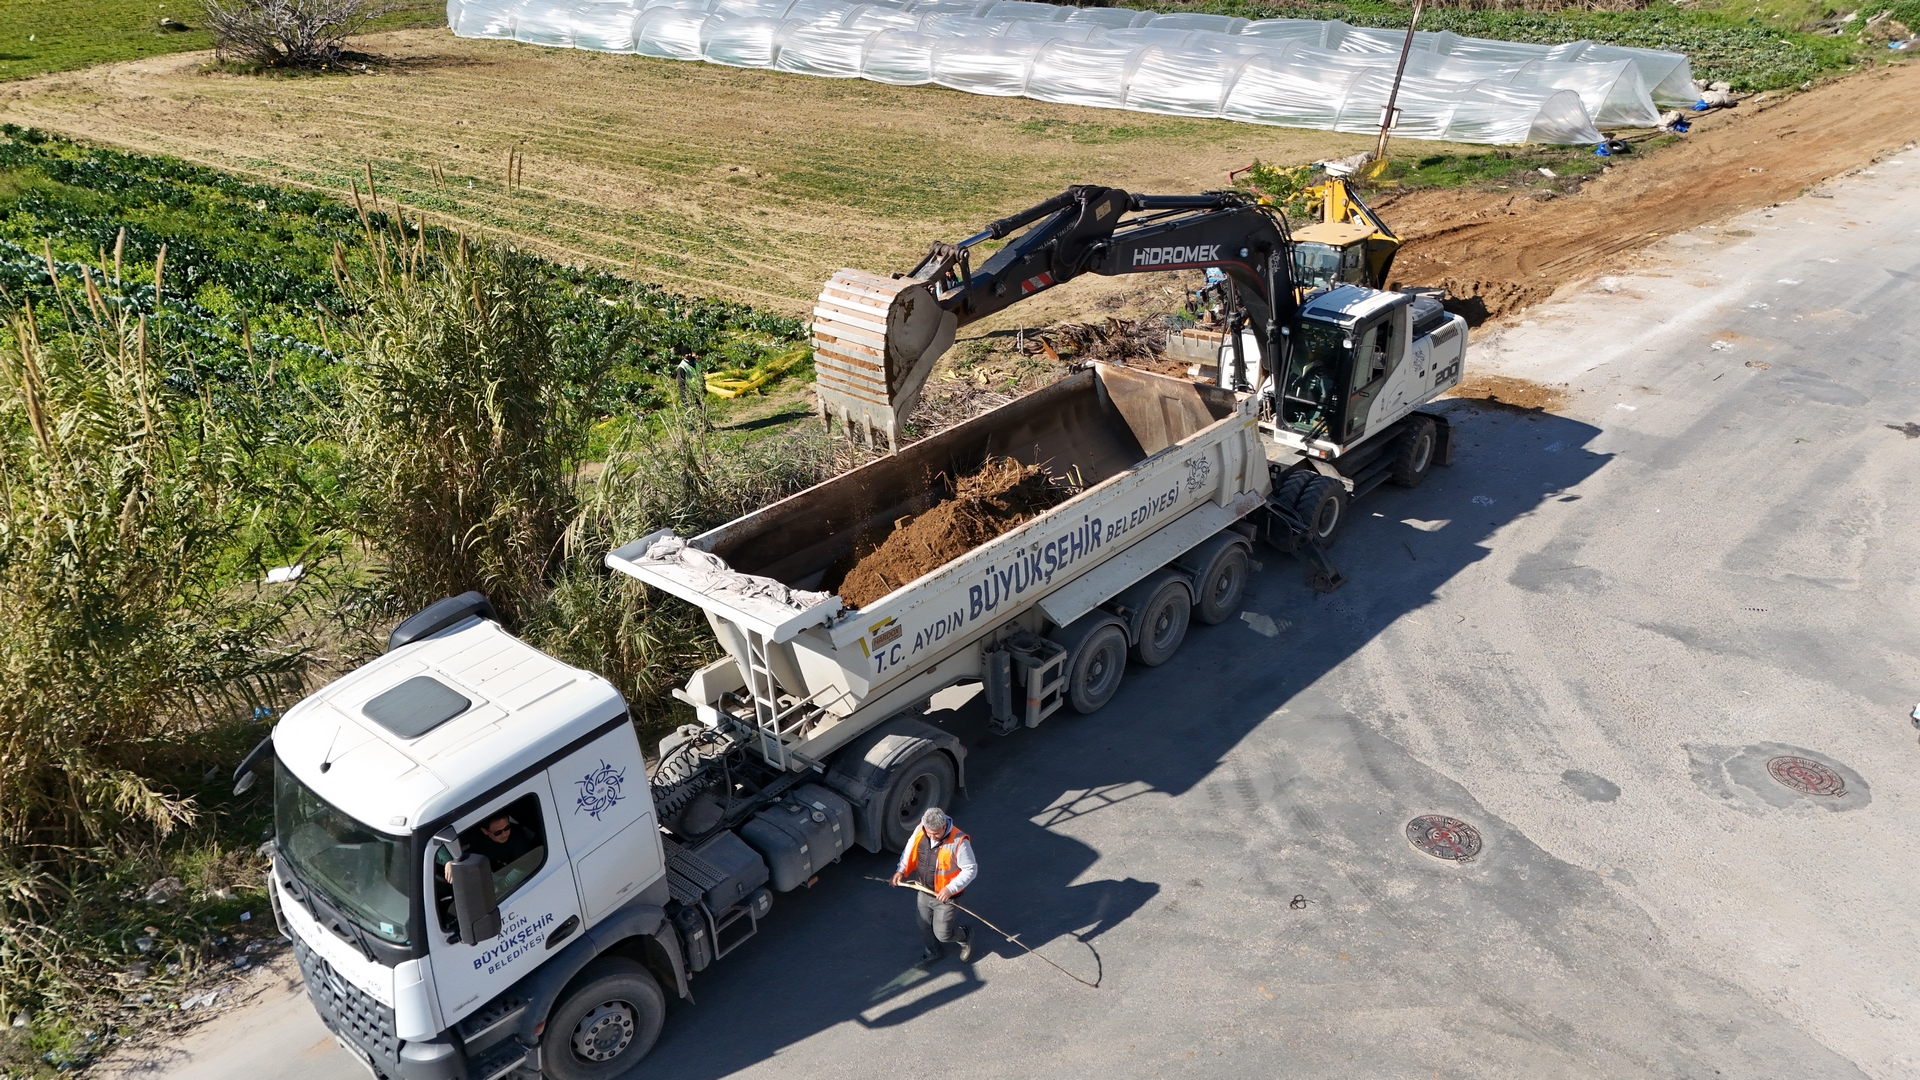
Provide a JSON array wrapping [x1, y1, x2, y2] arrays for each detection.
[[811, 269, 956, 452]]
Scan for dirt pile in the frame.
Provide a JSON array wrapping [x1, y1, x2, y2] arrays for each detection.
[[836, 456, 1071, 608], [1379, 61, 1920, 323], [1446, 373, 1570, 412]]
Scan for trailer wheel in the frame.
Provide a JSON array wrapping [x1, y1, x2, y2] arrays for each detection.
[[1188, 540, 1250, 626], [544, 958, 665, 1080], [879, 752, 955, 851], [1057, 620, 1128, 715], [1129, 575, 1192, 667], [1293, 475, 1349, 547], [1390, 417, 1437, 488]]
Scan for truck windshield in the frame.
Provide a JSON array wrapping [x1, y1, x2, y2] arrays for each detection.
[[275, 762, 414, 945]]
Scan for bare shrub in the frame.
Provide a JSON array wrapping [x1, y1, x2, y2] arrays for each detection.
[[199, 0, 389, 68]]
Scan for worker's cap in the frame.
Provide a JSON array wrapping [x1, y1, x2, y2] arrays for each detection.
[[921, 807, 948, 835]]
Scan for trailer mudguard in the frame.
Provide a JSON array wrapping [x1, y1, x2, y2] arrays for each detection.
[[824, 716, 969, 853]]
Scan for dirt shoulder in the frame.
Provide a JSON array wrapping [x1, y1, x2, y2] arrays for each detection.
[[1378, 60, 1920, 322]]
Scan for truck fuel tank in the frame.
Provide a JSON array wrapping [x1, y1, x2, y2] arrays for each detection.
[[738, 784, 855, 892]]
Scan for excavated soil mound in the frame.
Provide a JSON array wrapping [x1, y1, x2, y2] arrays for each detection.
[[837, 457, 1070, 608], [1376, 61, 1920, 323]]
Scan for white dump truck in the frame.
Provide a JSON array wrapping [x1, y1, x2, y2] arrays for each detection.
[[247, 188, 1466, 1080]]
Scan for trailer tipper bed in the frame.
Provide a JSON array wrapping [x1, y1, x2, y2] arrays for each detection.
[[612, 363, 1267, 786]]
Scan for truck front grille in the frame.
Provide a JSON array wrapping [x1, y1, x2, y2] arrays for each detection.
[[291, 934, 401, 1074]]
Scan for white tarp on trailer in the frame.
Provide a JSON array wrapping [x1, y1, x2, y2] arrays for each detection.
[[449, 0, 1693, 143]]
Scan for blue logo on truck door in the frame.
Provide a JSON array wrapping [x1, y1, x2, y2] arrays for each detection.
[[574, 761, 626, 820]]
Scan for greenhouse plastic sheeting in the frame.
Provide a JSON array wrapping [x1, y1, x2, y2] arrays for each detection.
[[1238, 18, 1693, 106], [448, 0, 1691, 143]]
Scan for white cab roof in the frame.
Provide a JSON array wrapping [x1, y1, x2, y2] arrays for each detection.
[[274, 618, 626, 835], [1299, 284, 1411, 326]]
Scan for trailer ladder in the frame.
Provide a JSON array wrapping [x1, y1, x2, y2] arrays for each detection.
[[738, 626, 829, 771]]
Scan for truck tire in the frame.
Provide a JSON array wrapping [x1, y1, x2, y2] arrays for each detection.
[[1293, 475, 1349, 547], [879, 752, 955, 851], [1128, 574, 1192, 667], [1057, 620, 1128, 715], [1184, 535, 1250, 626], [1390, 417, 1437, 488], [544, 958, 665, 1080]]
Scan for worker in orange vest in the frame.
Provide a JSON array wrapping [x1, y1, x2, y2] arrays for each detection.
[[890, 806, 976, 964]]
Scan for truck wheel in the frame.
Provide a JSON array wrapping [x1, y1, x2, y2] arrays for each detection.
[[1129, 575, 1191, 667], [544, 958, 665, 1080], [880, 752, 955, 851], [1293, 475, 1349, 547], [1059, 621, 1128, 714], [1189, 541, 1249, 626], [1390, 417, 1437, 487]]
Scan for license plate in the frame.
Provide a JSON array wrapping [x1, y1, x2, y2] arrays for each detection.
[[334, 1034, 381, 1080]]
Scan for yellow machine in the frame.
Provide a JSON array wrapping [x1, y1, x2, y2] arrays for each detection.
[[1287, 176, 1401, 294]]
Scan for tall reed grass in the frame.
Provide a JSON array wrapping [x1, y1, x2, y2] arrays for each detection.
[[333, 221, 613, 629], [0, 259, 309, 868]]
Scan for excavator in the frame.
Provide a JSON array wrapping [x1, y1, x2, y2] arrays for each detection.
[[809, 183, 1465, 561]]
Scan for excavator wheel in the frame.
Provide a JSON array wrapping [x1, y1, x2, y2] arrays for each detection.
[[1273, 469, 1313, 516], [1293, 475, 1350, 548], [1390, 417, 1438, 488]]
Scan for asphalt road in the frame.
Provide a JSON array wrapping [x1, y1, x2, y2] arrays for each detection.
[[104, 155, 1920, 1080]]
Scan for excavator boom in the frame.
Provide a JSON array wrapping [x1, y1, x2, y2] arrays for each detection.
[[811, 186, 1298, 449]]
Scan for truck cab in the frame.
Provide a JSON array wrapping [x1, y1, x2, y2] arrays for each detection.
[[265, 608, 680, 1080]]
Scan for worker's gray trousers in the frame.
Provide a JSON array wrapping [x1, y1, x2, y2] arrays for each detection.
[[916, 891, 961, 950]]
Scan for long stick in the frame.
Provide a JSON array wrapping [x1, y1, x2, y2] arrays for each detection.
[[880, 878, 1099, 988], [1374, 0, 1425, 165]]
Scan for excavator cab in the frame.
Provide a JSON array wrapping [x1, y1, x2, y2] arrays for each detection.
[[1277, 287, 1411, 448], [1289, 176, 1400, 295]]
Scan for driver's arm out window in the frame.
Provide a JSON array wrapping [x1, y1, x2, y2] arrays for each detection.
[[434, 792, 548, 934]]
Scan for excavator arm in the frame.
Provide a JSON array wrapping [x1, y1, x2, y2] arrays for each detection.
[[811, 185, 1300, 449]]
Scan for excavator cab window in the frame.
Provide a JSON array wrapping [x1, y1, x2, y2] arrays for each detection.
[[1291, 243, 1343, 292], [1292, 243, 1371, 293], [1279, 320, 1352, 437]]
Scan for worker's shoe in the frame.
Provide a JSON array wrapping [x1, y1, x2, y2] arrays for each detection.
[[956, 926, 974, 963], [918, 945, 944, 966]]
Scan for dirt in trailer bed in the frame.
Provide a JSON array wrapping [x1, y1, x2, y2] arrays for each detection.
[[835, 456, 1074, 608]]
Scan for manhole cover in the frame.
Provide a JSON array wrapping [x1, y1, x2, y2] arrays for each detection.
[[1406, 815, 1482, 862], [1766, 756, 1847, 797]]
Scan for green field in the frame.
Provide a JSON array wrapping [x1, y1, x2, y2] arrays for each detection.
[[0, 0, 445, 82]]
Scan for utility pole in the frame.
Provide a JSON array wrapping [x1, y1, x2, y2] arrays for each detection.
[[1374, 0, 1426, 164]]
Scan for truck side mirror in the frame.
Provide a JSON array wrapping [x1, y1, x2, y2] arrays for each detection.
[[448, 853, 501, 945], [232, 733, 274, 796]]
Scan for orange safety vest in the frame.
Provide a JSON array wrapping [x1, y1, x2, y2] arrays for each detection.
[[900, 824, 971, 896]]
